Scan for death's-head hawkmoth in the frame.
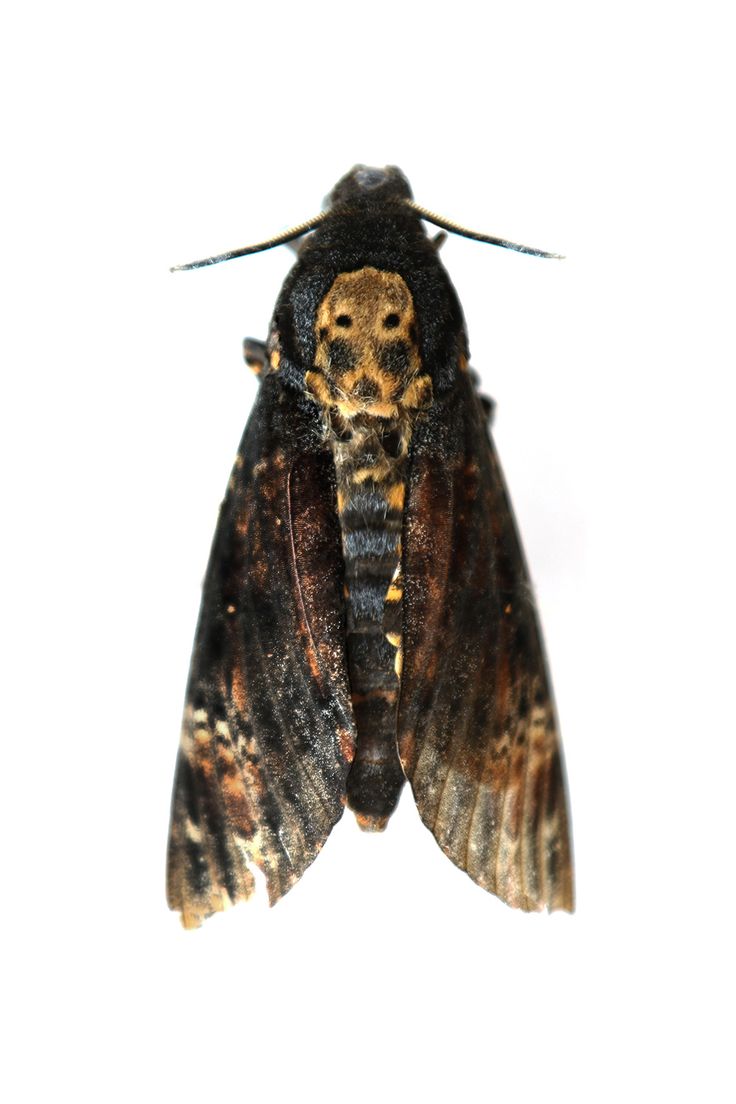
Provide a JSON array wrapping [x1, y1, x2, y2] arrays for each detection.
[[167, 165, 573, 928]]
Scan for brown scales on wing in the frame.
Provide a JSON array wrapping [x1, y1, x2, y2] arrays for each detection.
[[166, 380, 357, 928], [398, 372, 574, 911], [307, 267, 432, 829]]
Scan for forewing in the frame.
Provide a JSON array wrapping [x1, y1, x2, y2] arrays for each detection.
[[398, 371, 573, 911], [167, 376, 355, 927]]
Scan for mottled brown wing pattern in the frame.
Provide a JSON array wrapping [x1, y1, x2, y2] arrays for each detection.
[[398, 370, 573, 911], [167, 376, 356, 928]]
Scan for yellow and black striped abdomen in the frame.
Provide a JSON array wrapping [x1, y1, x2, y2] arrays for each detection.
[[340, 470, 405, 828]]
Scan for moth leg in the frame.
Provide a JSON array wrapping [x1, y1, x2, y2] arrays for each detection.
[[467, 368, 496, 425], [243, 337, 268, 376], [479, 393, 495, 424]]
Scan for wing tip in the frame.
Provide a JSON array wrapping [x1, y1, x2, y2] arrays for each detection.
[[489, 877, 575, 915], [167, 878, 255, 930]]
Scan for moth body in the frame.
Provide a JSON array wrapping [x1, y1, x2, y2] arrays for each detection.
[[167, 166, 573, 928], [307, 265, 432, 829]]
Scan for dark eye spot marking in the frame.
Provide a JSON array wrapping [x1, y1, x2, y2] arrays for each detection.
[[380, 341, 409, 375], [383, 313, 401, 329], [353, 376, 380, 401], [335, 314, 352, 328], [327, 339, 357, 373], [319, 326, 328, 340]]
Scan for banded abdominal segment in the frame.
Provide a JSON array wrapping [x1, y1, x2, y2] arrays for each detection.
[[306, 267, 432, 829]]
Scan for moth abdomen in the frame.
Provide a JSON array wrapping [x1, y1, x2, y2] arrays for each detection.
[[342, 526, 401, 562]]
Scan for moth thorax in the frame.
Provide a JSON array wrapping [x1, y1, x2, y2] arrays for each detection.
[[307, 267, 432, 421]]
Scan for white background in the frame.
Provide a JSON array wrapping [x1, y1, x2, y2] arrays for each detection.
[[3, 2, 734, 1102]]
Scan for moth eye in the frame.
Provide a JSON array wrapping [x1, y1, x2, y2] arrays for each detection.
[[319, 326, 329, 340], [383, 313, 401, 329], [335, 314, 352, 328]]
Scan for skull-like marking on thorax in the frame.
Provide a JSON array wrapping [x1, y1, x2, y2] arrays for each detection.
[[306, 267, 432, 420]]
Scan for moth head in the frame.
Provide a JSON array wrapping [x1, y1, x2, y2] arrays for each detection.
[[170, 165, 561, 274], [327, 165, 413, 208]]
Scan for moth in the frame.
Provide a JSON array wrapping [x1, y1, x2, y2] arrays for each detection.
[[167, 165, 573, 928]]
